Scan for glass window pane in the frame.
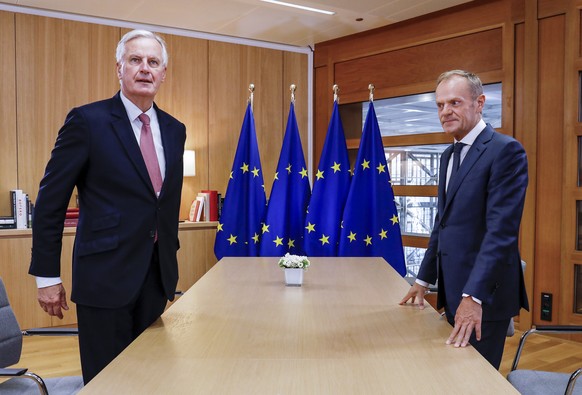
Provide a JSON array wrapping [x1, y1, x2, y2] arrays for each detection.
[[386, 144, 448, 186], [404, 246, 427, 278], [360, 83, 502, 137], [395, 196, 437, 237]]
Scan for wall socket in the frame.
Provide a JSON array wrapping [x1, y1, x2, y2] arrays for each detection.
[[541, 292, 552, 321]]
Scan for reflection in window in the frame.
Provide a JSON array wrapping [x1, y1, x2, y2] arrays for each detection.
[[386, 145, 448, 186], [395, 196, 437, 237], [404, 246, 427, 277], [361, 83, 502, 136]]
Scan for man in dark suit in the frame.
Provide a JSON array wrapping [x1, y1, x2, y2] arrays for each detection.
[[400, 70, 529, 369], [29, 29, 186, 383]]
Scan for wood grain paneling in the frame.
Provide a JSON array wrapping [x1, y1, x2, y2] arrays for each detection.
[[284, 52, 309, 168], [0, 11, 18, 217], [534, 14, 565, 325], [15, 15, 118, 204], [334, 29, 503, 104], [155, 34, 209, 220]]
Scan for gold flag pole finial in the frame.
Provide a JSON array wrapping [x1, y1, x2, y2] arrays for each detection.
[[290, 84, 296, 104], [368, 84, 375, 102], [333, 84, 339, 103], [248, 84, 255, 111]]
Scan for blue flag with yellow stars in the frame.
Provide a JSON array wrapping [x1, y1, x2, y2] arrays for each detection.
[[214, 103, 266, 260], [259, 102, 311, 256], [338, 101, 406, 276], [304, 101, 350, 256]]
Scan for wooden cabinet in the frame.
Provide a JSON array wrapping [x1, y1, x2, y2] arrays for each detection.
[[0, 222, 217, 329]]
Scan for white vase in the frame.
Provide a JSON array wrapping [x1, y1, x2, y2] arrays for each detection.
[[284, 268, 303, 286]]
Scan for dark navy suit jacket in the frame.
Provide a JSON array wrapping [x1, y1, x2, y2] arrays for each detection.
[[417, 124, 529, 321], [29, 92, 186, 308]]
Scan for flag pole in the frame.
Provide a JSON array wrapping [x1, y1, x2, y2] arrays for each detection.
[[290, 84, 296, 103], [248, 83, 255, 112], [368, 83, 374, 102], [333, 84, 339, 103]]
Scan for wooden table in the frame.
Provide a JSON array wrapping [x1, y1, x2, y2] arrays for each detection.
[[80, 257, 518, 394]]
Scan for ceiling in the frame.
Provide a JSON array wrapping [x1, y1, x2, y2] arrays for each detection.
[[1, 0, 473, 47]]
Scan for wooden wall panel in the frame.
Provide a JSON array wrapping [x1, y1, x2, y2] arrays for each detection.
[[0, 11, 17, 217], [313, 66, 330, 173], [334, 29, 503, 104], [534, 15, 565, 325], [155, 35, 209, 220], [284, 52, 309, 169], [15, 15, 118, 203]]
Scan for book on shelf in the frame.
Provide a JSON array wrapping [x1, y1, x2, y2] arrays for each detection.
[[196, 192, 210, 222], [64, 207, 79, 227], [10, 190, 28, 229], [200, 190, 218, 221], [0, 216, 16, 229], [194, 196, 205, 222], [188, 199, 200, 222]]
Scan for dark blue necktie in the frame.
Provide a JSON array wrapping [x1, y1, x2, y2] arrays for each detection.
[[449, 142, 466, 184]]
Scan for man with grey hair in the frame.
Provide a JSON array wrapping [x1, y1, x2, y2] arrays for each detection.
[[400, 70, 529, 369], [30, 29, 186, 383]]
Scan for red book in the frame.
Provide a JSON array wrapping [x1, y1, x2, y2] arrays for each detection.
[[201, 190, 218, 221]]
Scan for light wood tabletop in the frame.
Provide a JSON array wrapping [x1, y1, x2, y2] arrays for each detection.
[[79, 257, 518, 394]]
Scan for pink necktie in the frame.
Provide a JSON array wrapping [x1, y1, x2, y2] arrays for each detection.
[[138, 113, 163, 196]]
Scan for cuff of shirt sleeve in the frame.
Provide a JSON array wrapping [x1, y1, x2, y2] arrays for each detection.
[[415, 279, 431, 288], [462, 293, 482, 305], [36, 276, 63, 288]]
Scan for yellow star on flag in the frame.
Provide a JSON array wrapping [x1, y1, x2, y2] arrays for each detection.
[[364, 235, 373, 246], [361, 159, 370, 170], [288, 239, 295, 248], [240, 163, 249, 173], [305, 222, 316, 233], [273, 236, 284, 246], [376, 163, 386, 174], [390, 214, 399, 225], [227, 234, 237, 245], [347, 231, 356, 242], [274, 172, 279, 180], [316, 169, 324, 180], [319, 234, 330, 245], [229, 171, 233, 179], [252, 233, 260, 243], [300, 168, 308, 178], [331, 162, 341, 173], [379, 229, 388, 239], [286, 164, 292, 174], [251, 167, 260, 177], [217, 223, 223, 232], [262, 223, 270, 233]]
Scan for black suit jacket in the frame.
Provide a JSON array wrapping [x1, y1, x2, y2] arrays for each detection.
[[417, 124, 529, 321], [30, 92, 186, 308]]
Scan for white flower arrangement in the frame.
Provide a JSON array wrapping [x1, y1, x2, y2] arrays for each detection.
[[278, 253, 310, 270]]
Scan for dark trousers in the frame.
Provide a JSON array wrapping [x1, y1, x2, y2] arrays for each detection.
[[76, 245, 167, 384], [446, 313, 510, 369]]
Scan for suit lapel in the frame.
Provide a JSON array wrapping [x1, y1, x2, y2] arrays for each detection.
[[155, 105, 179, 200], [110, 93, 157, 196], [442, 125, 495, 214]]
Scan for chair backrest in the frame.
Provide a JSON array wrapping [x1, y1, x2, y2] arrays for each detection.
[[0, 277, 23, 368]]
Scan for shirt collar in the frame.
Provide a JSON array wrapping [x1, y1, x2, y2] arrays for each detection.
[[120, 91, 154, 122], [455, 119, 486, 146]]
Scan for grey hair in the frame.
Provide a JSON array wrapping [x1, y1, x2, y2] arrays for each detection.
[[436, 70, 483, 100], [116, 30, 168, 67]]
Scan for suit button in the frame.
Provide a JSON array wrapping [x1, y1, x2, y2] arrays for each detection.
[[149, 230, 156, 238], [440, 223, 446, 229]]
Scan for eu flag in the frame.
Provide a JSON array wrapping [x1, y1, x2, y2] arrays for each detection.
[[259, 103, 311, 256], [338, 101, 406, 276], [304, 101, 350, 256], [214, 103, 266, 259]]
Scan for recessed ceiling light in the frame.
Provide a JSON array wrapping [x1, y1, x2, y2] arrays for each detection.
[[260, 0, 336, 16]]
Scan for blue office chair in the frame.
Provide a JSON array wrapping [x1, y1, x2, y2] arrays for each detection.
[[507, 326, 582, 395], [0, 277, 84, 395]]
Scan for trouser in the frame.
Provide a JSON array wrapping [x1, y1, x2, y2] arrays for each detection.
[[76, 245, 167, 384]]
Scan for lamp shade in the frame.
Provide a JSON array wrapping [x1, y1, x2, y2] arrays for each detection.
[[183, 150, 196, 177]]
